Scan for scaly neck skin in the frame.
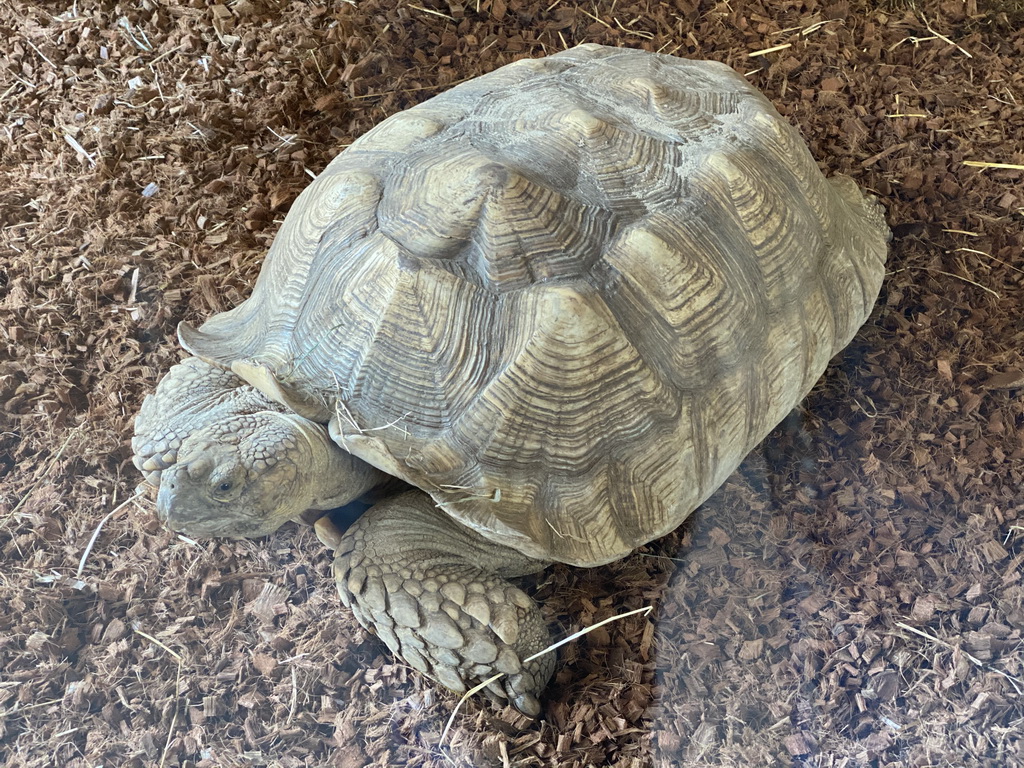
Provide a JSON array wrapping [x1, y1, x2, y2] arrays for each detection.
[[282, 412, 388, 510]]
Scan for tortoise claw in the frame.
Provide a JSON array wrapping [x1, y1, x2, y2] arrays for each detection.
[[314, 515, 345, 550]]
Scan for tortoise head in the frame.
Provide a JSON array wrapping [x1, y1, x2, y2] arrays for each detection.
[[155, 411, 322, 538], [133, 357, 385, 540]]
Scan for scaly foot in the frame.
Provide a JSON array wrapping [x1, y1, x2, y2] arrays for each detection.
[[319, 491, 554, 715]]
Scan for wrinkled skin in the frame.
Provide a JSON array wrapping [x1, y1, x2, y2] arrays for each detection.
[[133, 357, 381, 538], [155, 410, 373, 538], [133, 357, 555, 715]]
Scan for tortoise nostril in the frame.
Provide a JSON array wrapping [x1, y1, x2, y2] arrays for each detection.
[[156, 475, 178, 517]]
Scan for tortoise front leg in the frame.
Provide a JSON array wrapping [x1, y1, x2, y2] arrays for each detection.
[[317, 490, 555, 716]]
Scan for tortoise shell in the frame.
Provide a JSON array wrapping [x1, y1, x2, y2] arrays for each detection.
[[179, 44, 888, 566]]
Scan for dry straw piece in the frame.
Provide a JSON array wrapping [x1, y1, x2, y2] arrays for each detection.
[[963, 160, 1024, 171]]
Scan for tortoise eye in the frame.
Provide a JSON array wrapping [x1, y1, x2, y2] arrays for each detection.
[[217, 481, 233, 493]]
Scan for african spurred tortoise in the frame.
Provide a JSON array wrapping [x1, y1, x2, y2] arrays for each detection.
[[133, 44, 889, 714]]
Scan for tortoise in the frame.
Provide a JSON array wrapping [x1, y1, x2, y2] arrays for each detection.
[[132, 44, 889, 716]]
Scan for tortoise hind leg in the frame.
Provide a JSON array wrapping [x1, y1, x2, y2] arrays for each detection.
[[318, 490, 554, 716]]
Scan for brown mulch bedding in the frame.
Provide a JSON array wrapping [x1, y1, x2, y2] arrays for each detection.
[[2, 0, 1023, 766]]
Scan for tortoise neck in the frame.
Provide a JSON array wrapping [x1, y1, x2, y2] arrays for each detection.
[[279, 412, 388, 509]]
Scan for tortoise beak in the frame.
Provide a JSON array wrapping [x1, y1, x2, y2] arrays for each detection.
[[155, 464, 190, 533], [155, 462, 222, 538]]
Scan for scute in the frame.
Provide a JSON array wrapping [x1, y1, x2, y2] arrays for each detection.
[[181, 45, 889, 566]]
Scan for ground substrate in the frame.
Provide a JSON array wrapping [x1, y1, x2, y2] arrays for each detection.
[[2, 1, 1023, 766]]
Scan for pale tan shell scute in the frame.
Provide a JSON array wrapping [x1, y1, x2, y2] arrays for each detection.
[[180, 165, 386, 380], [184, 45, 888, 566], [438, 284, 704, 558]]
